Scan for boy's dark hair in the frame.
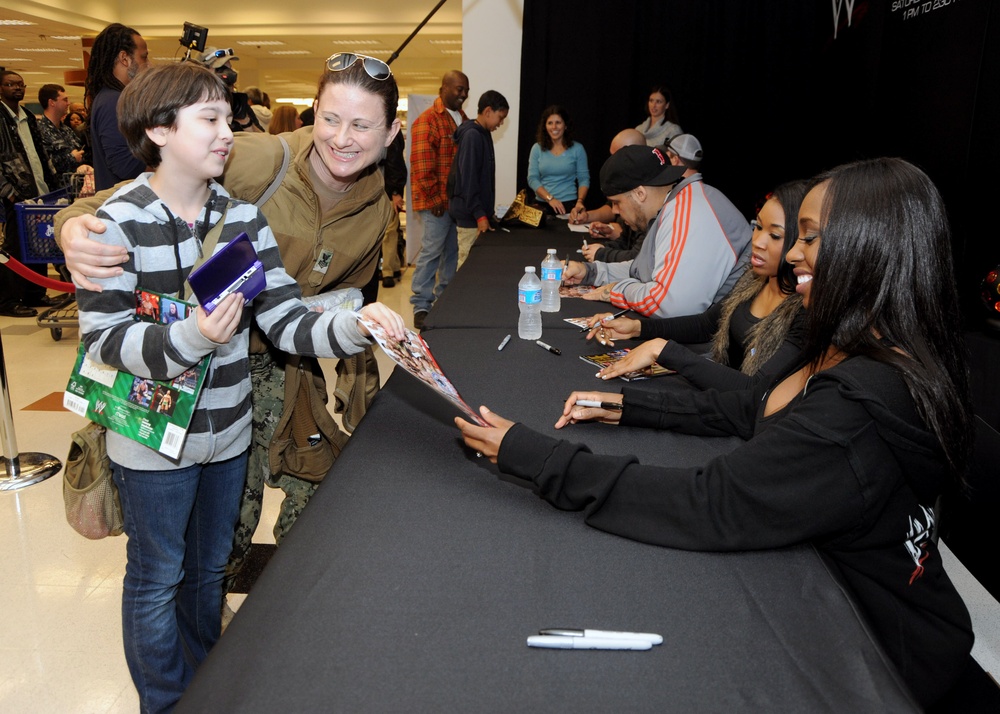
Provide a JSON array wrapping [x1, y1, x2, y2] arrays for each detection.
[[477, 90, 509, 115], [118, 62, 229, 169], [38, 84, 64, 109]]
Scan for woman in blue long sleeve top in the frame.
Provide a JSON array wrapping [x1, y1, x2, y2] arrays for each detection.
[[527, 105, 589, 216]]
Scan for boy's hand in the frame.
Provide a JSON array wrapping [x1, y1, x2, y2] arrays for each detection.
[[195, 293, 243, 344]]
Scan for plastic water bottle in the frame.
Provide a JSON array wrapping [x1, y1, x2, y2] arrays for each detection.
[[518, 266, 543, 340], [540, 248, 562, 312]]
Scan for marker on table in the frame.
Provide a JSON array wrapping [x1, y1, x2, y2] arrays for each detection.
[[579, 308, 630, 333], [535, 340, 561, 356], [539, 628, 663, 645], [574, 399, 623, 411], [497, 334, 511, 351], [527, 635, 651, 651]]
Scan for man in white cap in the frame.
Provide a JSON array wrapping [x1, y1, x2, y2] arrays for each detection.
[[199, 47, 262, 132], [663, 133, 703, 177], [563, 143, 750, 318]]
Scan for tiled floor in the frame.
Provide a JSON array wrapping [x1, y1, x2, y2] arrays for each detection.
[[2, 268, 998, 712], [0, 270, 416, 713]]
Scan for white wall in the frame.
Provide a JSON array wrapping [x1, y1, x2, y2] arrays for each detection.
[[462, 0, 523, 208]]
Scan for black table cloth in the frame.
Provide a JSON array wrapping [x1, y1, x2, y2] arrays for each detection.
[[177, 225, 919, 713], [425, 224, 628, 331]]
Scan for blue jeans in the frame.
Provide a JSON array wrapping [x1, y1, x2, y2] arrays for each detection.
[[113, 451, 247, 714], [409, 210, 458, 313]]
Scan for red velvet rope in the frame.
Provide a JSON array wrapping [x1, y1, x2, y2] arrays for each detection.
[[0, 250, 76, 292]]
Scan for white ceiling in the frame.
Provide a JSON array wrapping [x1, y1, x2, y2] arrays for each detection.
[[0, 1, 464, 110]]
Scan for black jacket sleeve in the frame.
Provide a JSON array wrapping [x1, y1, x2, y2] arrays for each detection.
[[638, 301, 723, 343], [383, 132, 407, 197], [594, 224, 646, 263], [654, 339, 803, 392], [497, 375, 882, 552]]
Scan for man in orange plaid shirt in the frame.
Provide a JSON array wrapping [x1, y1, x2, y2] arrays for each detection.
[[409, 70, 469, 329]]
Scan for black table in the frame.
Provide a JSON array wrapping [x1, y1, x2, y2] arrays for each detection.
[[425, 224, 622, 331], [177, 227, 919, 712]]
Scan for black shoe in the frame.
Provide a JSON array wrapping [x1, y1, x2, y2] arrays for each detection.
[[393, 270, 402, 279], [0, 302, 37, 318], [382, 276, 396, 288], [413, 310, 428, 330], [32, 294, 65, 308]]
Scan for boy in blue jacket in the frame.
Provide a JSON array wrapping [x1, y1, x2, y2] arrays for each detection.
[[448, 90, 509, 267]]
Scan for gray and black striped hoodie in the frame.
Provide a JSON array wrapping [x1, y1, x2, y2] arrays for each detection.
[[76, 174, 371, 470]]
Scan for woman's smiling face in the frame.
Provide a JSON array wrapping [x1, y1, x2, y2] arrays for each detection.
[[787, 182, 828, 307], [545, 113, 566, 143], [311, 82, 398, 191]]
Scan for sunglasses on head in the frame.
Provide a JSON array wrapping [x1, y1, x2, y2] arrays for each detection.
[[326, 53, 392, 81]]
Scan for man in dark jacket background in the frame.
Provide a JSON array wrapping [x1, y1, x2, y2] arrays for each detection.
[[448, 90, 509, 268], [0, 69, 60, 316]]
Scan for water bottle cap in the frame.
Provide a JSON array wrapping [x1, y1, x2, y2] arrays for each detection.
[[525, 266, 536, 272], [547, 248, 557, 254]]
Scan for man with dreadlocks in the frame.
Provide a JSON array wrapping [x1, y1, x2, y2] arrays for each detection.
[[86, 23, 150, 190]]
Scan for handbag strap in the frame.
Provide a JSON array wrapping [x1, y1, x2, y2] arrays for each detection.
[[183, 203, 229, 301], [256, 135, 290, 208]]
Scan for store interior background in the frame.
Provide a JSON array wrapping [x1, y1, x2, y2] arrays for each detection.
[[1, 0, 998, 710]]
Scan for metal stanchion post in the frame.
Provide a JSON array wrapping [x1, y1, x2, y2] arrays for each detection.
[[0, 327, 61, 491]]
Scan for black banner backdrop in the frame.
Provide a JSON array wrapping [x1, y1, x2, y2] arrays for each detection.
[[517, 0, 998, 321]]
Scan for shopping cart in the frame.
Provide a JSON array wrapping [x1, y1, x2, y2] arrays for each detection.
[[14, 186, 77, 341]]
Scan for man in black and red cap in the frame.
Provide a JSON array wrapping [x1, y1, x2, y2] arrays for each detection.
[[563, 143, 750, 318]]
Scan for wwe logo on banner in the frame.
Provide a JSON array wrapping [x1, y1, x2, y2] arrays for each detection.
[[832, 0, 857, 38]]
